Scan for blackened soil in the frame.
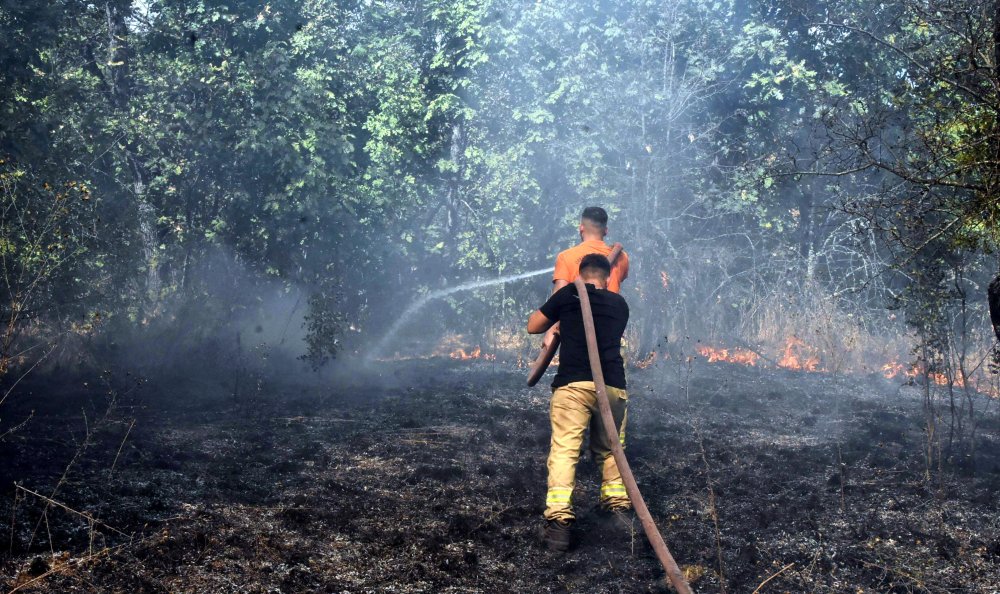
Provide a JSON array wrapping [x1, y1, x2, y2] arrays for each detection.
[[1, 359, 999, 593]]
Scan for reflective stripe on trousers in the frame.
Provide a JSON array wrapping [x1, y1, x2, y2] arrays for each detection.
[[546, 487, 573, 506], [600, 482, 627, 499]]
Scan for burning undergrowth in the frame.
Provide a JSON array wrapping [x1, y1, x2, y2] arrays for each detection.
[[368, 265, 1000, 407], [688, 334, 1000, 400], [1, 357, 999, 593]]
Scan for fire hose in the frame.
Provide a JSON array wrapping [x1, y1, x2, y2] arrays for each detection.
[[573, 276, 693, 594], [526, 243, 624, 387]]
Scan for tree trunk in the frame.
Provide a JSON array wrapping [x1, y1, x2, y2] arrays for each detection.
[[989, 2, 1000, 339], [994, 0, 999, 77], [106, 1, 160, 305]]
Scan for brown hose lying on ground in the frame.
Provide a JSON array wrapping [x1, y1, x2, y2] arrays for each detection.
[[526, 243, 625, 387], [573, 276, 693, 594]]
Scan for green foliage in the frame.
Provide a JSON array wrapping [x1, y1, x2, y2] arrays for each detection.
[[0, 157, 97, 372], [301, 289, 345, 369], [1, 0, 997, 364]]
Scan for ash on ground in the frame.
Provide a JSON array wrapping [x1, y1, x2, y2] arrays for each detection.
[[2, 359, 999, 593]]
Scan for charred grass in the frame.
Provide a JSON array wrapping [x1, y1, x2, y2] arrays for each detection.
[[1, 360, 999, 592]]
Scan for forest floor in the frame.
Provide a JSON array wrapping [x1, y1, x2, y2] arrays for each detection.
[[2, 357, 1000, 593]]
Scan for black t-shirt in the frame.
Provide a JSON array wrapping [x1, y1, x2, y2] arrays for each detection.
[[539, 283, 629, 390]]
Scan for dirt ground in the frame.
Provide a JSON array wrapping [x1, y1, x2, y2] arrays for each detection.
[[2, 357, 1000, 593]]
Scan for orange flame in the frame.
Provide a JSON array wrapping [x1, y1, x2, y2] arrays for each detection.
[[881, 360, 962, 387], [696, 344, 994, 394], [930, 372, 951, 386], [696, 345, 761, 366], [634, 351, 658, 369], [777, 336, 820, 372], [450, 346, 496, 361], [881, 361, 905, 379]]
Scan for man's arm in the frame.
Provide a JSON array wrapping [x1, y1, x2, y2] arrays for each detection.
[[547, 254, 570, 341], [527, 310, 555, 334], [529, 287, 568, 334], [552, 252, 573, 293]]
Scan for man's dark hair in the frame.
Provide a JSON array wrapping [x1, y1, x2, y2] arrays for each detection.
[[579, 253, 611, 279], [581, 206, 608, 229]]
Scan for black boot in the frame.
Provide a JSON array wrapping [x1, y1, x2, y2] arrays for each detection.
[[542, 519, 572, 552]]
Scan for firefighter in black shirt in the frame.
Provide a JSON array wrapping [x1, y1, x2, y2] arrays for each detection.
[[527, 253, 630, 551]]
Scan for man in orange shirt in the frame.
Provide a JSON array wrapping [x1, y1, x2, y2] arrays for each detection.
[[552, 207, 630, 294], [539, 207, 629, 355]]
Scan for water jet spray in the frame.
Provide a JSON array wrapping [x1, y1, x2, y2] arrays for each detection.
[[368, 267, 551, 360]]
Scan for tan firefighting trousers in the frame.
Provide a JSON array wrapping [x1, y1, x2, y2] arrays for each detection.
[[544, 381, 629, 522]]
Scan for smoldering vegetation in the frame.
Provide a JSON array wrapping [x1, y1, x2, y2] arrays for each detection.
[[2, 0, 1000, 592], [3, 361, 1000, 592]]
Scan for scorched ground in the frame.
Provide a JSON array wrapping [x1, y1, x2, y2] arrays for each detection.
[[2, 358, 999, 593]]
